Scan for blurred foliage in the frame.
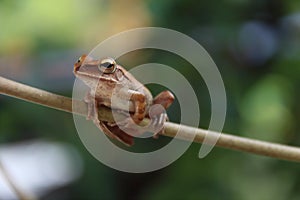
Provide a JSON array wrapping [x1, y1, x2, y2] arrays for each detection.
[[1, 0, 300, 200]]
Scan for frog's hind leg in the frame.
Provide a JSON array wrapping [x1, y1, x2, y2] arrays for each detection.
[[151, 90, 175, 121], [84, 91, 134, 146], [153, 90, 174, 110], [99, 121, 134, 146]]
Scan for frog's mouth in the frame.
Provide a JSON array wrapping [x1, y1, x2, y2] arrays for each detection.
[[74, 64, 80, 72]]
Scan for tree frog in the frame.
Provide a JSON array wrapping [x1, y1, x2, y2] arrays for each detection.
[[74, 55, 174, 146]]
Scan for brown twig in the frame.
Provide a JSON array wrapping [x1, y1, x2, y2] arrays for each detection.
[[1, 76, 300, 162]]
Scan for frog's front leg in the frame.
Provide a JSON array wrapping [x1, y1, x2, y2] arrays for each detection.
[[129, 91, 147, 124], [115, 89, 160, 136], [120, 90, 174, 136], [113, 90, 148, 135], [84, 91, 98, 122], [128, 90, 174, 125]]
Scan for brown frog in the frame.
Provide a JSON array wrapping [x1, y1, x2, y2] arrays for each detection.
[[74, 55, 174, 146]]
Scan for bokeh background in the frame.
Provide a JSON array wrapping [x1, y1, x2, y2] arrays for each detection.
[[1, 0, 300, 199]]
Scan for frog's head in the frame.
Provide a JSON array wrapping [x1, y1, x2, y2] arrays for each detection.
[[74, 55, 117, 79]]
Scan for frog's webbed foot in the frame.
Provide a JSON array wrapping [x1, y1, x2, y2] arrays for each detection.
[[147, 104, 168, 136], [151, 90, 175, 137]]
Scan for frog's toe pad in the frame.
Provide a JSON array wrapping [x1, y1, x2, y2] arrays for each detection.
[[148, 104, 167, 134]]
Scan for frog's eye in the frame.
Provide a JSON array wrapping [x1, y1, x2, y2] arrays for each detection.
[[76, 55, 86, 65], [98, 58, 117, 73]]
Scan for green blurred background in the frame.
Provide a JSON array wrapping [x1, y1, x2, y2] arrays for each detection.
[[1, 0, 300, 199]]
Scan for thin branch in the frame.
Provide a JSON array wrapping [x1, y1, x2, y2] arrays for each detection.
[[0, 159, 37, 200], [1, 76, 300, 162]]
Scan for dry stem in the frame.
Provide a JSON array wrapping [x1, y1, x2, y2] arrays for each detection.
[[1, 76, 300, 162]]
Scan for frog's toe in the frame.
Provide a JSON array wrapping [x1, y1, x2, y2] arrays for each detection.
[[148, 104, 167, 134]]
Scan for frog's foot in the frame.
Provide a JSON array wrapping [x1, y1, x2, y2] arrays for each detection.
[[150, 90, 175, 138], [99, 121, 134, 146], [148, 104, 168, 138]]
